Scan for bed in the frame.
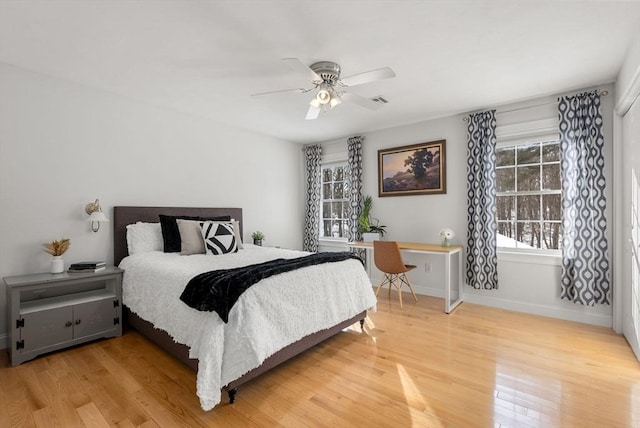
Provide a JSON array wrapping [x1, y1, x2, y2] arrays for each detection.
[[113, 206, 376, 410]]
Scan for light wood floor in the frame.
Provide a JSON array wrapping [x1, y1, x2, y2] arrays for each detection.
[[1, 294, 639, 427]]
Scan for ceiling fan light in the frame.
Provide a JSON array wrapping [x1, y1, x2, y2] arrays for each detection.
[[316, 89, 331, 105], [330, 96, 341, 109], [310, 97, 321, 108]]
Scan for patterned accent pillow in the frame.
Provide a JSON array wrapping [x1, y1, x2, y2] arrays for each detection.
[[200, 221, 238, 255]]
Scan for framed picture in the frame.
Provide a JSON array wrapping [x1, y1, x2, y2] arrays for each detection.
[[378, 139, 446, 196]]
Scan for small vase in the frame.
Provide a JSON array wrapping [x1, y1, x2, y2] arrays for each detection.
[[442, 238, 451, 247], [254, 239, 262, 246], [51, 256, 64, 273]]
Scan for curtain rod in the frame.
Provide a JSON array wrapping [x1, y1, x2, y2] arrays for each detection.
[[462, 90, 608, 121]]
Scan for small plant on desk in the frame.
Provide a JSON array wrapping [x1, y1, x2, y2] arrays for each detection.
[[358, 195, 386, 240]]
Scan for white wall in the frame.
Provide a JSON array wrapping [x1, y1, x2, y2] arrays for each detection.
[[617, 31, 640, 104], [615, 28, 640, 360], [0, 63, 304, 346], [464, 84, 615, 327], [320, 84, 616, 327]]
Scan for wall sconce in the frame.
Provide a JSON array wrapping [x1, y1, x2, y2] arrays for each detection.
[[85, 199, 109, 232]]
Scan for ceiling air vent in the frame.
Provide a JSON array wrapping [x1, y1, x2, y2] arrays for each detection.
[[370, 96, 388, 104]]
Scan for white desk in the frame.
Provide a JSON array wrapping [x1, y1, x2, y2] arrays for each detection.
[[348, 241, 464, 313]]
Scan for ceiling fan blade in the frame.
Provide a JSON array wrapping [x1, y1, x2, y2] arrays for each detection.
[[341, 92, 384, 111], [340, 67, 396, 87], [282, 58, 321, 82], [250, 87, 309, 97], [305, 105, 321, 120]]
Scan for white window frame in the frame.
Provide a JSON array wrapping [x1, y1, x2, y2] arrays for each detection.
[[495, 118, 562, 259], [319, 161, 350, 243]]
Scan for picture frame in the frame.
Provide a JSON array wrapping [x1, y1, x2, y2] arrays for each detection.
[[378, 139, 446, 196]]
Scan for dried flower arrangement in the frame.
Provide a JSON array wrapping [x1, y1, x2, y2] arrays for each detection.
[[44, 238, 70, 256]]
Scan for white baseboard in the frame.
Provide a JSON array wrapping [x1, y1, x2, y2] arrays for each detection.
[[371, 279, 446, 300], [412, 284, 446, 299], [0, 333, 7, 351], [462, 293, 613, 327], [400, 282, 612, 327]]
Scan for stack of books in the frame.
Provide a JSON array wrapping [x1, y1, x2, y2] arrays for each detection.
[[68, 261, 106, 273]]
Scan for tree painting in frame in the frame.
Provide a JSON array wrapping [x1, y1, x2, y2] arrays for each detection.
[[378, 140, 446, 196]]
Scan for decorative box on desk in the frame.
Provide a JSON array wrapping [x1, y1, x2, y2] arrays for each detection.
[[4, 266, 123, 366]]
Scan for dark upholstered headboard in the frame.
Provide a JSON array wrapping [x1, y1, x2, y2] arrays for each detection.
[[113, 206, 243, 265]]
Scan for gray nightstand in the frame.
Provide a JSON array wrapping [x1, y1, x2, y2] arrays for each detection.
[[4, 266, 123, 366]]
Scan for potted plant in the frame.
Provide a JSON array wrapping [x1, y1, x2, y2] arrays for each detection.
[[251, 231, 265, 246], [358, 195, 386, 242], [44, 238, 70, 273]]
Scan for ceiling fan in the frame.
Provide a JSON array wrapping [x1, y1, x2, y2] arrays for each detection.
[[251, 58, 396, 120]]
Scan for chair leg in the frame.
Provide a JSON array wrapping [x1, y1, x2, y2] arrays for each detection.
[[400, 273, 419, 302], [377, 273, 413, 308], [375, 275, 390, 297]]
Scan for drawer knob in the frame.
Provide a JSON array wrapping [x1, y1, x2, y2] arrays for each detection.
[[65, 321, 72, 327], [75, 319, 81, 325]]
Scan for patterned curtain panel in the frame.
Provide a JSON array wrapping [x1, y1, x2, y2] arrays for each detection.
[[558, 91, 610, 305], [466, 110, 499, 290], [346, 136, 364, 242], [346, 136, 366, 263], [303, 145, 322, 252]]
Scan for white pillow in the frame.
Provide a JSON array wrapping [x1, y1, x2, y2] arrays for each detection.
[[126, 222, 163, 255], [230, 219, 243, 249]]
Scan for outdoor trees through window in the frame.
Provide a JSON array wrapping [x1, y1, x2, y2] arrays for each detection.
[[321, 163, 350, 239], [496, 140, 562, 251]]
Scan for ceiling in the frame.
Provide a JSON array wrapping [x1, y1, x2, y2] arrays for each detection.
[[1, 1, 639, 144]]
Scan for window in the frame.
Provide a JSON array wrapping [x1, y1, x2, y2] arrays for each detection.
[[496, 139, 562, 252], [321, 163, 350, 239]]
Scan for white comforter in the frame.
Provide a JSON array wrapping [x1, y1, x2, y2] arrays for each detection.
[[119, 245, 376, 410]]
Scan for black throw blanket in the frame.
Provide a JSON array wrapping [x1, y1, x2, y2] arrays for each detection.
[[180, 251, 363, 323]]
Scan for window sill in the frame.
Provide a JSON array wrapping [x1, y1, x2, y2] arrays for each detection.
[[318, 238, 349, 248], [497, 250, 561, 266]]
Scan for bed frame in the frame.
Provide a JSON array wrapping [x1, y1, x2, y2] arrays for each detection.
[[113, 206, 366, 404]]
